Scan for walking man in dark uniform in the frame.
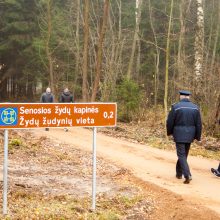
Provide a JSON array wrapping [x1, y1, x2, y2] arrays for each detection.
[[166, 90, 202, 184]]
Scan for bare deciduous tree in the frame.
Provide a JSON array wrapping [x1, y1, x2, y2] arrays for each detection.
[[45, 0, 55, 94], [91, 0, 110, 101], [82, 0, 90, 101], [194, 0, 204, 89], [149, 0, 160, 107], [127, 0, 143, 79], [164, 0, 174, 136]]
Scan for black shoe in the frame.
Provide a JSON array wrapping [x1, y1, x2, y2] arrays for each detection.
[[211, 168, 220, 177], [45, 128, 49, 131], [183, 176, 192, 184], [176, 174, 182, 179]]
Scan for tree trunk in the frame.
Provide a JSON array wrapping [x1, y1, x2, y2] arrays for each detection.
[[136, 33, 141, 80], [27, 80, 33, 100], [194, 0, 204, 92], [215, 94, 220, 123], [206, 2, 220, 105], [127, 0, 143, 79], [45, 0, 55, 94], [149, 0, 160, 108], [74, 0, 81, 93], [91, 0, 110, 102], [210, 2, 220, 75], [82, 0, 90, 102], [164, 0, 174, 136], [177, 0, 186, 85], [204, 1, 214, 77], [154, 52, 160, 107], [117, 0, 122, 41]]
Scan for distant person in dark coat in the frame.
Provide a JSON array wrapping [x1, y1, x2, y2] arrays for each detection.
[[211, 163, 220, 177], [59, 88, 74, 132], [40, 87, 54, 103], [166, 90, 202, 184], [59, 88, 74, 103], [40, 87, 54, 131]]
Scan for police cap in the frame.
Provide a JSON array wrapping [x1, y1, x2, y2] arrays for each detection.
[[179, 90, 191, 96]]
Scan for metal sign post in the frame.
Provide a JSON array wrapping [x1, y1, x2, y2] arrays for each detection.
[[3, 129, 8, 215], [92, 127, 97, 210]]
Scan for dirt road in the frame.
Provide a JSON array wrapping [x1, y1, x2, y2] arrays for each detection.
[[34, 127, 220, 215]]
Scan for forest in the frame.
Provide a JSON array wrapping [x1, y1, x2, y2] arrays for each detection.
[[0, 0, 219, 136]]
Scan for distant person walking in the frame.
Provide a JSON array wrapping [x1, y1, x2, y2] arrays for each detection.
[[40, 87, 54, 103], [166, 90, 202, 184], [40, 87, 54, 131], [211, 163, 220, 177], [59, 88, 74, 132], [59, 88, 74, 103]]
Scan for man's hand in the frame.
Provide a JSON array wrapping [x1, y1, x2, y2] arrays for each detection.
[[194, 139, 202, 146], [168, 136, 173, 141]]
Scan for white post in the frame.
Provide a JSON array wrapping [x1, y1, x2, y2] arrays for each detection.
[[3, 129, 8, 215], [92, 127, 97, 210]]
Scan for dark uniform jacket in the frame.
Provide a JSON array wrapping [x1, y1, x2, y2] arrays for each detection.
[[166, 98, 202, 143], [59, 91, 74, 103], [40, 92, 54, 103]]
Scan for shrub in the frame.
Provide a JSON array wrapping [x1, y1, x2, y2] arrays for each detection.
[[9, 138, 23, 151], [116, 79, 143, 122]]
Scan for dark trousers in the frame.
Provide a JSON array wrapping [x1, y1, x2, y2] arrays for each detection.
[[176, 143, 191, 178], [218, 163, 220, 172]]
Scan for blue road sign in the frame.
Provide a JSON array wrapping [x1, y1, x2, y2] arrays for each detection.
[[0, 108, 18, 126]]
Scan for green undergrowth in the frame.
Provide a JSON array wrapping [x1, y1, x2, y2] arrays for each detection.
[[8, 138, 25, 152], [8, 137, 42, 154], [146, 137, 220, 160], [190, 146, 220, 160], [106, 116, 220, 160]]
